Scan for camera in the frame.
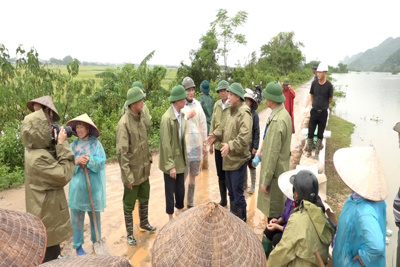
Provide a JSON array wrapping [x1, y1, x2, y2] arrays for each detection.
[[51, 124, 73, 141]]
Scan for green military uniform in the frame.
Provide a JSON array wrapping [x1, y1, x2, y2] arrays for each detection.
[[22, 109, 75, 248], [116, 86, 156, 246], [268, 201, 334, 266], [210, 99, 231, 150], [198, 80, 214, 134]]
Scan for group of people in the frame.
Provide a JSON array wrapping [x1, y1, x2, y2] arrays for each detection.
[[21, 61, 396, 266]]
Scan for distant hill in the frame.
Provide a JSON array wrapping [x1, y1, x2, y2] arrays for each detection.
[[375, 48, 400, 73], [342, 37, 400, 71]]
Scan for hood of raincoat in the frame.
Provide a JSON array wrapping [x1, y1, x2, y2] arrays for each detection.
[[21, 109, 52, 149], [301, 200, 334, 245]]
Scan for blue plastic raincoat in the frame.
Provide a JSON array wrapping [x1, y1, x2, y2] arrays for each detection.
[[68, 136, 107, 212], [333, 194, 386, 267]]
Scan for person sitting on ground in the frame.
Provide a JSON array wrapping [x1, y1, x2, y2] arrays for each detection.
[[268, 170, 334, 266], [66, 114, 106, 255], [332, 147, 387, 267]]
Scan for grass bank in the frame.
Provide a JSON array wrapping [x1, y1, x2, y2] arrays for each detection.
[[325, 114, 354, 216]]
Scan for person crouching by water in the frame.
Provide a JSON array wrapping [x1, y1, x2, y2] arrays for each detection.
[[207, 83, 252, 222], [22, 96, 75, 262], [117, 87, 156, 246], [66, 114, 106, 255], [268, 170, 334, 266], [332, 147, 387, 267], [159, 85, 188, 221]]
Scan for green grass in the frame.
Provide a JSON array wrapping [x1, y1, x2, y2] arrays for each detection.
[[325, 114, 354, 216], [161, 68, 177, 90]]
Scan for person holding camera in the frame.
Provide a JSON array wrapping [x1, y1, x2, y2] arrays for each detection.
[[66, 114, 106, 255], [22, 96, 75, 262]]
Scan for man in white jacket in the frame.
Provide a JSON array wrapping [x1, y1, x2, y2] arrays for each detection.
[[181, 77, 207, 208]]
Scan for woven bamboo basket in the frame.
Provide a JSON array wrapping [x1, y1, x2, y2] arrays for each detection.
[[39, 255, 132, 267], [0, 208, 47, 267], [151, 202, 266, 267]]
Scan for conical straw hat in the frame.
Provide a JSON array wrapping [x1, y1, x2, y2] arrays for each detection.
[[0, 208, 47, 266], [394, 122, 400, 133], [278, 169, 297, 201], [26, 95, 60, 122], [38, 255, 131, 267], [151, 202, 266, 267], [333, 147, 388, 201], [67, 113, 100, 137]]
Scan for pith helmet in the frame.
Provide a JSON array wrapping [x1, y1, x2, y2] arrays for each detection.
[[393, 122, 400, 133], [200, 80, 210, 94], [262, 82, 286, 103], [227, 83, 244, 101], [217, 80, 229, 91], [169, 85, 188, 103], [126, 86, 145, 106], [26, 95, 60, 122], [131, 81, 146, 92], [182, 77, 195, 90], [67, 113, 100, 137], [283, 79, 290, 85]]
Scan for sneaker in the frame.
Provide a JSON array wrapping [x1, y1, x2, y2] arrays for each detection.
[[76, 245, 86, 255], [127, 235, 137, 246], [140, 223, 157, 233]]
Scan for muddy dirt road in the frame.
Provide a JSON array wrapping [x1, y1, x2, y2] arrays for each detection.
[[0, 80, 312, 266]]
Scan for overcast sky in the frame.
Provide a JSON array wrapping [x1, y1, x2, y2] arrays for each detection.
[[2, 0, 399, 67]]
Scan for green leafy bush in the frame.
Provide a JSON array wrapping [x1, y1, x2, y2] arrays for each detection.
[[0, 120, 24, 170], [0, 165, 24, 190]]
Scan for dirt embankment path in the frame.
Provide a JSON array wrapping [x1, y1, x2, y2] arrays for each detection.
[[0, 79, 313, 266]]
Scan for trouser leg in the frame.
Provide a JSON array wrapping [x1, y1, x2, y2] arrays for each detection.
[[175, 173, 185, 210], [87, 211, 101, 243], [71, 209, 85, 249], [43, 244, 61, 263], [215, 149, 227, 206]]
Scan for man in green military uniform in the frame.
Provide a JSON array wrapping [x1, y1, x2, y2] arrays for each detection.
[[208, 83, 252, 221], [257, 82, 292, 221], [116, 86, 156, 246], [198, 80, 214, 170], [22, 96, 75, 262], [209, 80, 230, 207], [122, 81, 152, 132], [159, 85, 188, 221]]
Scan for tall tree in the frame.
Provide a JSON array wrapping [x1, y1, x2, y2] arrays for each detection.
[[210, 9, 248, 79], [259, 32, 305, 76]]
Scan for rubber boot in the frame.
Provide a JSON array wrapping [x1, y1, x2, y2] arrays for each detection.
[[187, 184, 195, 208], [243, 171, 248, 189], [218, 180, 227, 207], [123, 210, 136, 246], [262, 236, 273, 259], [248, 169, 256, 194], [139, 202, 157, 233], [230, 201, 238, 217], [237, 207, 247, 222], [306, 138, 313, 158], [314, 138, 323, 160]]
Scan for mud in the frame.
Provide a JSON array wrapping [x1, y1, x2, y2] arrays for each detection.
[[0, 80, 313, 266]]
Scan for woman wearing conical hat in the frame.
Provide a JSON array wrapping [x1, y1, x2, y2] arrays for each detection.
[[66, 114, 107, 255], [332, 147, 387, 267]]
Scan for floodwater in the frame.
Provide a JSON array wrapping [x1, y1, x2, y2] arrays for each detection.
[[0, 80, 313, 266], [332, 71, 400, 266]]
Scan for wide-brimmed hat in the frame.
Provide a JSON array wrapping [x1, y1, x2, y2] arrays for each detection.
[[333, 147, 388, 201], [38, 255, 131, 267], [216, 80, 229, 91], [394, 122, 400, 133], [169, 85, 188, 103], [283, 79, 290, 86], [262, 82, 286, 103], [67, 113, 100, 137], [151, 202, 266, 267], [244, 88, 258, 110], [200, 80, 210, 94], [26, 95, 60, 122], [278, 169, 298, 201], [227, 82, 245, 101], [1, 208, 47, 266], [317, 63, 328, 72]]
